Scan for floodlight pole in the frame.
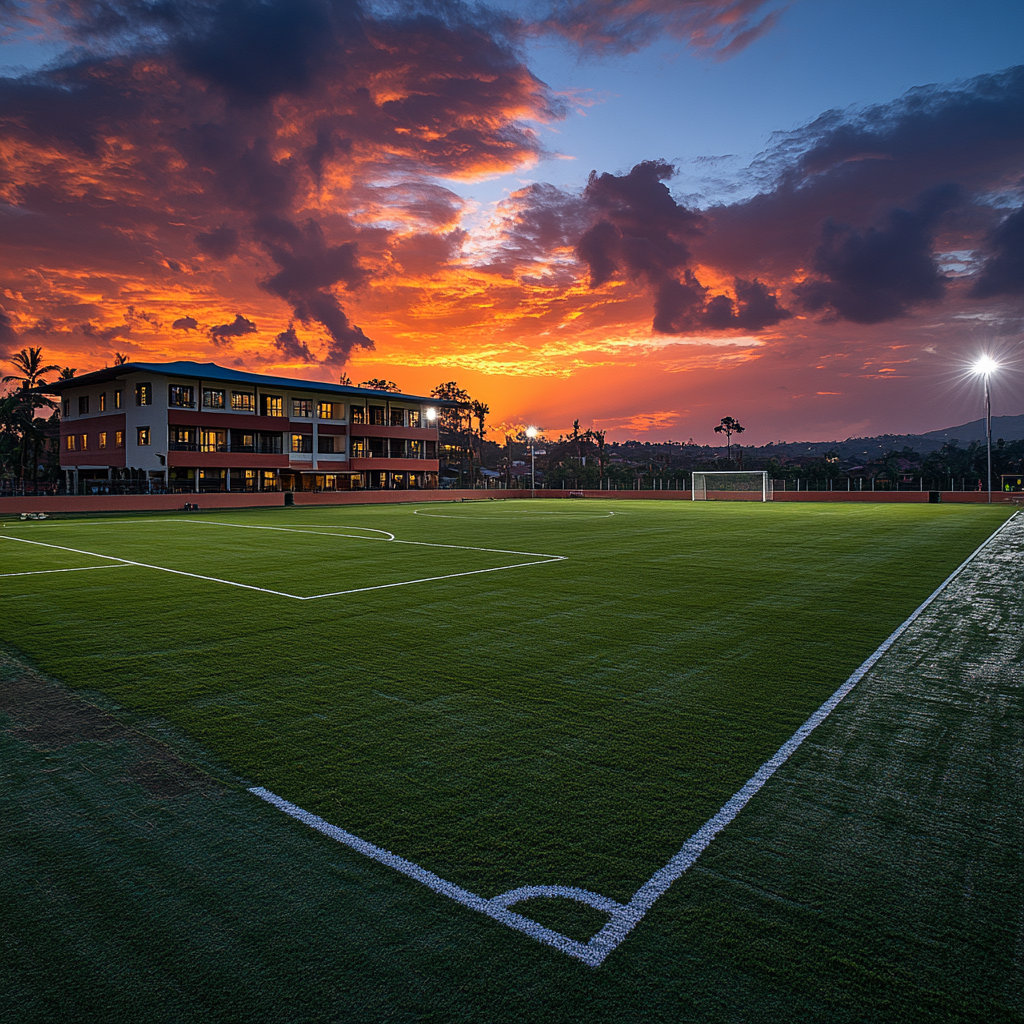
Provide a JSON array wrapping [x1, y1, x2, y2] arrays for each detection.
[[530, 441, 536, 497], [984, 370, 992, 504]]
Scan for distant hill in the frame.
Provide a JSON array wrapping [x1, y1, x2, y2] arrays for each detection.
[[718, 415, 1024, 464], [921, 415, 1024, 443]]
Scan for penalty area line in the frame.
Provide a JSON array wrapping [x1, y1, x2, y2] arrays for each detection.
[[0, 563, 131, 579], [248, 510, 1020, 968]]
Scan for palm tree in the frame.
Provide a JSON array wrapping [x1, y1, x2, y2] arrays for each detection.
[[113, 352, 129, 365], [714, 416, 745, 463], [590, 428, 608, 486], [3, 347, 59, 391], [59, 367, 77, 380]]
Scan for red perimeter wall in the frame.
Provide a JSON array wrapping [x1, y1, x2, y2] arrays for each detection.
[[0, 488, 1016, 514]]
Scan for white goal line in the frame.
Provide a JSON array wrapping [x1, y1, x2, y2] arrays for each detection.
[[251, 511, 1019, 968]]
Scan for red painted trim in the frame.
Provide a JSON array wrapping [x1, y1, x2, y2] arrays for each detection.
[[168, 410, 287, 430], [350, 425, 440, 440], [166, 451, 288, 468], [349, 458, 440, 471]]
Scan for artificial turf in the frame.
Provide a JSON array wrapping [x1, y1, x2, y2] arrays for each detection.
[[1, 499, 1019, 1022]]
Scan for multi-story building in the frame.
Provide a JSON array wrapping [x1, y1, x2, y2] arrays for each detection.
[[43, 361, 450, 494]]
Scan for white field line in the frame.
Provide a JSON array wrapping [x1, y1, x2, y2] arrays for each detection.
[[250, 510, 1019, 968], [0, 563, 130, 579], [170, 517, 562, 560], [412, 508, 617, 520], [0, 535, 303, 598], [0, 531, 565, 601]]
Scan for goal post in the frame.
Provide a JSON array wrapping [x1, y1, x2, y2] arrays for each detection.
[[692, 471, 772, 501]]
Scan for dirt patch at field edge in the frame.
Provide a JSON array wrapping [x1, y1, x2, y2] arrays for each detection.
[[0, 649, 222, 799]]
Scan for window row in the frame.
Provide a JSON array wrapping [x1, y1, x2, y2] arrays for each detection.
[[65, 430, 126, 451], [349, 438, 434, 458], [349, 405, 421, 426], [65, 388, 424, 426]]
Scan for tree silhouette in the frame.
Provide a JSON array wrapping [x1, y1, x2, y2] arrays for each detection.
[[471, 400, 489, 469], [359, 378, 400, 392], [113, 352, 129, 365], [59, 367, 77, 380], [3, 347, 59, 392], [714, 416, 745, 463]]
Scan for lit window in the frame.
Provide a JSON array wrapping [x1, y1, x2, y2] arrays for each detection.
[[114, 390, 122, 409], [203, 388, 225, 408], [136, 383, 151, 406], [98, 432, 108, 449], [79, 434, 88, 450], [66, 435, 76, 451], [79, 396, 89, 415], [200, 429, 226, 452], [231, 391, 254, 411], [369, 405, 385, 425], [261, 395, 283, 417], [115, 430, 124, 448], [169, 385, 194, 408], [317, 401, 341, 420], [350, 405, 365, 424], [408, 410, 420, 427], [137, 427, 151, 446], [99, 393, 107, 412], [291, 433, 312, 453], [292, 399, 313, 418]]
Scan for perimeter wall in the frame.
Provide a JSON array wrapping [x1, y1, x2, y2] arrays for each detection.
[[0, 488, 1015, 514]]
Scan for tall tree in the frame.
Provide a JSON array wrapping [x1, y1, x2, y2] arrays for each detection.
[[471, 400, 489, 467], [714, 416, 745, 463], [359, 378, 400, 392], [59, 367, 77, 379], [590, 428, 608, 485], [113, 352, 129, 365], [3, 347, 59, 392]]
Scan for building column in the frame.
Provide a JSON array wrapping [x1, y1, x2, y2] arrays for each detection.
[[195, 468, 200, 493], [226, 469, 231, 492]]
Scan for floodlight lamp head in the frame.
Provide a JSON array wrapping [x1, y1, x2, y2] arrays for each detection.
[[425, 406, 437, 422], [526, 426, 538, 439], [973, 355, 999, 376]]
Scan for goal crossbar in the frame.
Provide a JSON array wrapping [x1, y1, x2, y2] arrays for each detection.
[[692, 471, 772, 502]]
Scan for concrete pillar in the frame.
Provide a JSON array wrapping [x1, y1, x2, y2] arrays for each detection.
[[195, 468, 200, 493]]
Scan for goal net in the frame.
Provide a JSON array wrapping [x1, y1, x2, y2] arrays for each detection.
[[692, 471, 772, 501]]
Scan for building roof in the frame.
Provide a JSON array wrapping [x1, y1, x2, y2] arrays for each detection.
[[39, 361, 459, 405]]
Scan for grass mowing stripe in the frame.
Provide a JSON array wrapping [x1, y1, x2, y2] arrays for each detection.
[[249, 509, 1018, 968]]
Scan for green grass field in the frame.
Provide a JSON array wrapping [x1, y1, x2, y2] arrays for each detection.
[[1, 499, 1021, 1022]]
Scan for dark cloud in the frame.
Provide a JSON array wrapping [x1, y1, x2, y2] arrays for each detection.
[[535, 0, 784, 59], [794, 184, 961, 324], [172, 316, 199, 331], [971, 206, 1024, 299], [175, 0, 345, 106], [0, 0, 562, 352], [210, 314, 257, 344], [572, 160, 790, 332], [697, 66, 1024, 302], [257, 216, 373, 360], [195, 225, 240, 260], [273, 323, 317, 363], [0, 306, 17, 358]]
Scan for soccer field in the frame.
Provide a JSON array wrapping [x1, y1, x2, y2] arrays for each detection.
[[1, 499, 1021, 1021]]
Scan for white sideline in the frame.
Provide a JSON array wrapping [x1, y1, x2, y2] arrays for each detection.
[[250, 511, 1019, 968], [0, 563, 130, 578]]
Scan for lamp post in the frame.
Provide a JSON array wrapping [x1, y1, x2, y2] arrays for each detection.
[[973, 357, 998, 504], [526, 426, 537, 497]]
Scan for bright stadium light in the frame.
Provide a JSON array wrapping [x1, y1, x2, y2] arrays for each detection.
[[971, 356, 1000, 503], [525, 426, 538, 495], [425, 406, 436, 422]]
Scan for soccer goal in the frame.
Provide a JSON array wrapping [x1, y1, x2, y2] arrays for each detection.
[[692, 471, 772, 501]]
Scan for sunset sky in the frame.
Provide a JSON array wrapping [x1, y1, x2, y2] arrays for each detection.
[[1, 0, 1021, 444]]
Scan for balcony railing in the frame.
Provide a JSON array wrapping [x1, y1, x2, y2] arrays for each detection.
[[167, 441, 283, 454]]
